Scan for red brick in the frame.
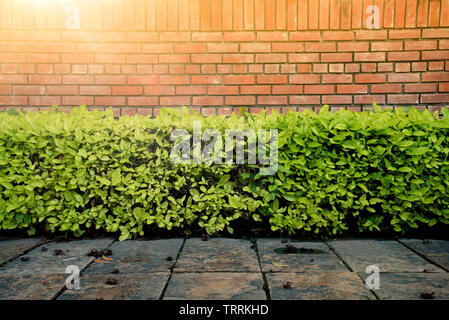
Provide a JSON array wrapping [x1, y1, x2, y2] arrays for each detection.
[[388, 51, 420, 61], [257, 32, 288, 41], [192, 75, 222, 85], [208, 43, 239, 52], [305, 85, 335, 94], [142, 44, 173, 53], [297, 64, 312, 73], [159, 32, 190, 41], [47, 85, 78, 95], [313, 64, 328, 73], [169, 65, 185, 74], [28, 75, 60, 85], [405, 41, 437, 50], [1, 64, 17, 74], [412, 62, 427, 72], [12, 85, 45, 95], [272, 43, 303, 52], [257, 75, 287, 84], [305, 43, 336, 52], [127, 55, 158, 64], [95, 54, 127, 64], [174, 44, 206, 53], [389, 30, 421, 39], [225, 96, 256, 105], [201, 65, 217, 74], [0, 54, 26, 63], [422, 51, 449, 60], [272, 85, 303, 94], [95, 75, 126, 85], [355, 74, 386, 83], [290, 32, 320, 41], [345, 64, 361, 73], [0, 85, 11, 95], [354, 95, 386, 104], [208, 86, 239, 95], [112, 87, 143, 95], [258, 96, 287, 105], [388, 73, 420, 83], [361, 63, 377, 72], [218, 107, 233, 115], [80, 86, 111, 95], [255, 54, 286, 63], [378, 63, 394, 72], [160, 75, 190, 85], [421, 94, 449, 103], [193, 96, 223, 106], [144, 86, 175, 95], [95, 97, 126, 106], [185, 65, 201, 74], [160, 96, 190, 106], [264, 64, 280, 73], [337, 85, 367, 94], [323, 31, 354, 41], [289, 53, 320, 63], [388, 94, 419, 104], [428, 61, 445, 71], [29, 96, 61, 106], [223, 54, 254, 63], [241, 85, 271, 94], [322, 95, 352, 104], [126, 32, 158, 42], [159, 54, 189, 63], [290, 95, 321, 104], [176, 86, 207, 95], [27, 54, 60, 63], [439, 83, 449, 92], [371, 42, 403, 51], [62, 96, 93, 106], [223, 32, 254, 41], [405, 83, 436, 93], [338, 42, 369, 52], [321, 53, 353, 63], [355, 52, 386, 62], [192, 32, 222, 41], [422, 72, 449, 82], [371, 84, 402, 93], [224, 75, 255, 84], [322, 74, 352, 83], [233, 65, 248, 73], [289, 74, 320, 84], [329, 64, 344, 73], [217, 65, 233, 73], [355, 30, 387, 40], [0, 96, 27, 106], [395, 63, 411, 72], [62, 54, 94, 64]]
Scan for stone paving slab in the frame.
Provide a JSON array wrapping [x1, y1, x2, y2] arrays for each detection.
[[267, 272, 374, 300], [175, 238, 259, 272], [258, 239, 348, 273], [329, 240, 441, 273], [0, 238, 45, 265], [0, 273, 66, 300], [399, 239, 449, 271], [85, 239, 183, 274], [358, 273, 449, 300], [58, 273, 169, 300], [164, 273, 266, 300], [0, 238, 114, 275]]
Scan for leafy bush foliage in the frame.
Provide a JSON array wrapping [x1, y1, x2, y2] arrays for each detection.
[[1, 105, 449, 239]]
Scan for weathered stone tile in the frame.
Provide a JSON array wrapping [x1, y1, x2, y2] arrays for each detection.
[[85, 239, 183, 274], [0, 273, 66, 300], [258, 239, 347, 273], [0, 238, 114, 275], [0, 238, 45, 265], [58, 273, 169, 300], [358, 273, 449, 300], [164, 273, 266, 300], [267, 272, 374, 300], [400, 239, 449, 271], [175, 238, 259, 272], [329, 240, 441, 273]]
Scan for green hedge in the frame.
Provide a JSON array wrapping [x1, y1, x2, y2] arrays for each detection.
[[1, 105, 449, 239]]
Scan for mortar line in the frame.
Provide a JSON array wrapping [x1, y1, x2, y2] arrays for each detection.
[[159, 237, 187, 300], [252, 238, 271, 301], [51, 238, 116, 300], [397, 239, 449, 273], [324, 240, 380, 300], [0, 237, 46, 268]]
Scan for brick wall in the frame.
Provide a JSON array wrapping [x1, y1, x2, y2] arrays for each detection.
[[0, 0, 448, 116]]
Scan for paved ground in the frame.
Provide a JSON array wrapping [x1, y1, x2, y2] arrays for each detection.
[[0, 237, 448, 300]]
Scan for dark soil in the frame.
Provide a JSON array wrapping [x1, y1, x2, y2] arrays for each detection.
[[87, 248, 112, 258], [420, 292, 435, 299], [41, 247, 48, 252], [20, 256, 30, 261], [105, 278, 118, 285], [54, 249, 65, 256], [274, 244, 327, 255], [282, 281, 292, 289], [166, 256, 173, 261], [112, 268, 120, 274]]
